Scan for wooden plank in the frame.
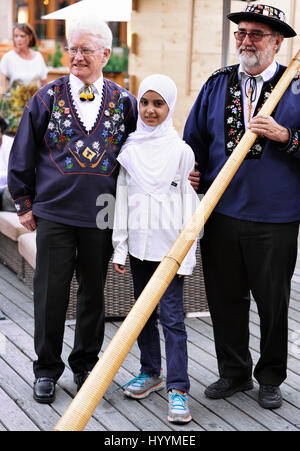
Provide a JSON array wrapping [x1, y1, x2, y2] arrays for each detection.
[[106, 322, 268, 431], [0, 243, 299, 432], [0, 386, 39, 431], [0, 421, 7, 431], [154, 316, 300, 431], [0, 354, 58, 431], [0, 318, 136, 431], [104, 323, 223, 431]]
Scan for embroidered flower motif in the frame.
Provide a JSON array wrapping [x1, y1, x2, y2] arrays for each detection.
[[53, 111, 61, 120], [225, 77, 274, 158], [63, 119, 71, 128], [47, 85, 73, 149], [113, 113, 120, 122], [65, 157, 73, 169], [92, 141, 100, 150], [101, 158, 109, 171], [102, 88, 128, 150], [287, 130, 299, 154], [75, 140, 84, 150]]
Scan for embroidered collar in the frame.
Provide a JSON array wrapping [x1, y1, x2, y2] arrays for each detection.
[[224, 64, 285, 159], [238, 60, 278, 83]]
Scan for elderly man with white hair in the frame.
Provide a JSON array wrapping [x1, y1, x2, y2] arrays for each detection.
[[8, 18, 137, 403]]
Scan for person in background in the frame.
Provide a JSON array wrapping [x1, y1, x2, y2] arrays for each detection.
[[0, 23, 47, 95], [0, 23, 48, 135], [8, 17, 137, 404], [183, 4, 299, 410], [0, 113, 14, 211]]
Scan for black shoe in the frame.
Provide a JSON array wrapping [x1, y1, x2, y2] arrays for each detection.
[[258, 385, 282, 409], [205, 377, 253, 399], [33, 377, 56, 404], [74, 371, 91, 392]]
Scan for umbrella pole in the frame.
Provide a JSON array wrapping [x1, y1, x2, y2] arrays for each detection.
[[54, 50, 300, 431]]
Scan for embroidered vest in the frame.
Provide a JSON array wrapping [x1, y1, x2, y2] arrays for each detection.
[[44, 76, 134, 175], [214, 64, 286, 159]]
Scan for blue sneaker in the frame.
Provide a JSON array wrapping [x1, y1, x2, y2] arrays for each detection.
[[168, 389, 192, 423], [122, 373, 164, 399]]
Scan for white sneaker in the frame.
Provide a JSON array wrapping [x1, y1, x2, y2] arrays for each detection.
[[122, 373, 164, 399], [168, 389, 192, 423]]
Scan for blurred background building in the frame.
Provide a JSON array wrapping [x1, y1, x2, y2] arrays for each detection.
[[0, 0, 299, 134]]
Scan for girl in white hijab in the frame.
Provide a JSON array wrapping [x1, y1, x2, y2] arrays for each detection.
[[112, 74, 199, 423]]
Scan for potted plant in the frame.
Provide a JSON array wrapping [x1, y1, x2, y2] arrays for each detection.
[[103, 45, 128, 87]]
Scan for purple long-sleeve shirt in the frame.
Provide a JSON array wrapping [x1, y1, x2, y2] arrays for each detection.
[[8, 76, 137, 227]]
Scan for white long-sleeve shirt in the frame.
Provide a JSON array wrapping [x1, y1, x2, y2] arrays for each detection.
[[0, 134, 14, 191], [112, 146, 199, 275]]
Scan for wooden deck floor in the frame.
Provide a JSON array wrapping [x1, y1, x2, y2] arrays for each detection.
[[0, 240, 299, 432]]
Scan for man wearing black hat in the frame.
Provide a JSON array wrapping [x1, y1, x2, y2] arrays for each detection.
[[184, 4, 299, 409]]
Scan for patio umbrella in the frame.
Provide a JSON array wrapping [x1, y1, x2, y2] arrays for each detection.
[[41, 0, 132, 22]]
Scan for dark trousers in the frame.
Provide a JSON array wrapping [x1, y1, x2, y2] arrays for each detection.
[[130, 255, 190, 393], [201, 212, 299, 386], [33, 217, 113, 380]]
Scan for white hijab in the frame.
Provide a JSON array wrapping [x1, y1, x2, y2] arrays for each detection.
[[117, 74, 185, 197]]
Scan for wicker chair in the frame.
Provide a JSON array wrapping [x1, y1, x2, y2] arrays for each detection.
[[0, 212, 208, 320], [0, 212, 31, 277], [19, 238, 208, 320]]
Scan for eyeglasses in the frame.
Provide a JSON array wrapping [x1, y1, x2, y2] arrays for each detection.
[[234, 31, 273, 42], [65, 47, 103, 56]]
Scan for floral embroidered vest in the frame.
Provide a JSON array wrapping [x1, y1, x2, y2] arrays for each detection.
[[211, 64, 286, 159], [10, 76, 137, 225], [44, 76, 136, 176]]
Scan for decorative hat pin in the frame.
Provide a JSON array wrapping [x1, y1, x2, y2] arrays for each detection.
[[79, 84, 96, 102]]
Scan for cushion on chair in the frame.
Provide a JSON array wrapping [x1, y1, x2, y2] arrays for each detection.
[[0, 212, 31, 241], [18, 232, 37, 269]]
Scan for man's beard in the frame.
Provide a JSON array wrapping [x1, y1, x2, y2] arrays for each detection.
[[236, 40, 275, 73]]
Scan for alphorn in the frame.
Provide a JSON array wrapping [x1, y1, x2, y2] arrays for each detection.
[[54, 50, 300, 431]]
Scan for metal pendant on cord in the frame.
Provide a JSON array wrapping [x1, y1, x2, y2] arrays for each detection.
[[245, 76, 257, 122]]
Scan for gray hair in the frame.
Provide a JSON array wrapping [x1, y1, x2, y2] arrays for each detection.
[[67, 17, 113, 50], [271, 31, 284, 53]]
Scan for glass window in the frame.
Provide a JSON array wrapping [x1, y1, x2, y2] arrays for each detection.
[[13, 1, 126, 45], [56, 0, 69, 42], [15, 0, 29, 24]]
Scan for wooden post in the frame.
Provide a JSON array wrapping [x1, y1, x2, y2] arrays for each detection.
[[186, 0, 195, 96]]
